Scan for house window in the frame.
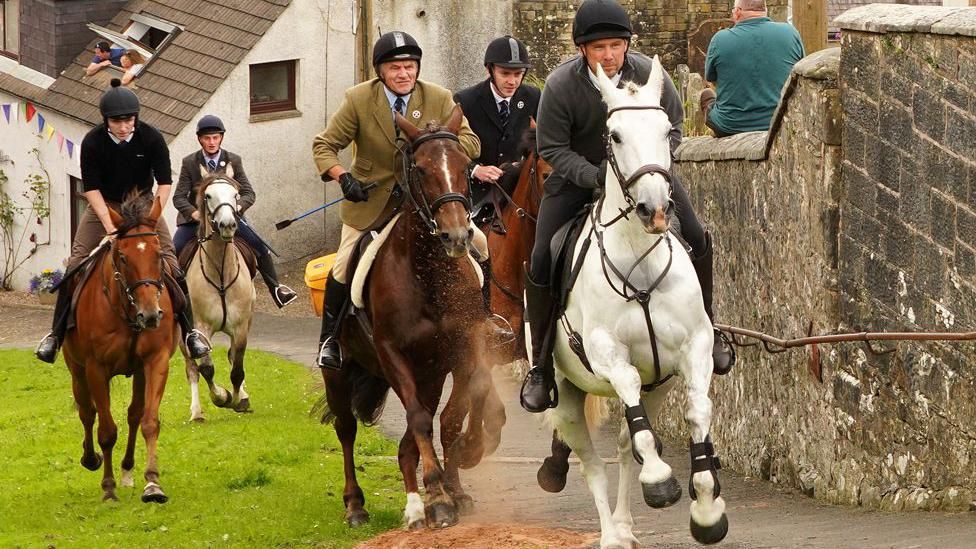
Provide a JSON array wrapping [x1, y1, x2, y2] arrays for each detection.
[[69, 176, 86, 240], [87, 13, 180, 69], [0, 0, 20, 59], [250, 60, 297, 115]]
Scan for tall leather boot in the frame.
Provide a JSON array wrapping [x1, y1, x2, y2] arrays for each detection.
[[257, 252, 297, 308], [35, 288, 72, 364], [480, 256, 514, 344], [690, 231, 736, 375], [175, 273, 212, 359], [519, 267, 559, 412], [317, 273, 349, 370]]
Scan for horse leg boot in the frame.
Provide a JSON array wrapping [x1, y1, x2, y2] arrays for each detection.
[[174, 270, 212, 359], [519, 268, 559, 412], [690, 231, 736, 375], [35, 288, 72, 363], [256, 252, 297, 308], [479, 256, 514, 346], [317, 273, 349, 370]]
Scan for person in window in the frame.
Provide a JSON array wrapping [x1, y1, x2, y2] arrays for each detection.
[[35, 79, 212, 364], [699, 0, 804, 137], [85, 41, 125, 76], [310, 31, 485, 370], [173, 114, 298, 308], [120, 49, 147, 85]]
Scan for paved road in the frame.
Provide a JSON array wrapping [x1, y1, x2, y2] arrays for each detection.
[[3, 302, 975, 548]]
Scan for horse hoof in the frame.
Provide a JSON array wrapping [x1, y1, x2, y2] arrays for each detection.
[[191, 415, 205, 423], [141, 483, 168, 504], [120, 469, 134, 488], [346, 509, 370, 527], [233, 398, 252, 413], [211, 389, 232, 408], [80, 452, 103, 471], [537, 456, 570, 493], [407, 519, 425, 530], [425, 502, 459, 529], [453, 493, 475, 515], [459, 436, 485, 470], [102, 491, 118, 502], [642, 476, 682, 509], [690, 513, 728, 545]]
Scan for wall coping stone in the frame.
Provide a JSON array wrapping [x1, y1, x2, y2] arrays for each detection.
[[675, 47, 840, 163], [836, 4, 976, 37]]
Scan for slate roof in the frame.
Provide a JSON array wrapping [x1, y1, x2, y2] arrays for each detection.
[[0, 0, 291, 142]]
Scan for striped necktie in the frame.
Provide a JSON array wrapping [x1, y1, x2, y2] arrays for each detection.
[[498, 99, 510, 126], [207, 159, 217, 172]]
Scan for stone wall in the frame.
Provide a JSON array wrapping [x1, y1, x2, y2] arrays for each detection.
[[655, 5, 976, 511], [18, 0, 128, 78]]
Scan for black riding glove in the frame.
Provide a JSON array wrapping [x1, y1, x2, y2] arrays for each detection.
[[337, 173, 369, 203]]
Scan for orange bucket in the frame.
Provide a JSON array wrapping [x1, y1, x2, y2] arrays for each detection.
[[304, 254, 335, 317]]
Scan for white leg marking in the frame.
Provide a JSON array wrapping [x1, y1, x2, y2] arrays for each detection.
[[403, 492, 424, 527]]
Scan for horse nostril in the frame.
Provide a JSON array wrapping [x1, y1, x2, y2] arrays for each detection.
[[636, 203, 652, 219], [440, 232, 451, 243]]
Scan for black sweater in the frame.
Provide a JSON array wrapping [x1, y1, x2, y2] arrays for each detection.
[[80, 121, 172, 203]]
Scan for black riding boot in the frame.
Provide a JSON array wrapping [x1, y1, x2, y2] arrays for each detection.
[[317, 273, 349, 370], [520, 269, 559, 412], [480, 257, 514, 345], [257, 252, 297, 308], [175, 273, 212, 360], [35, 288, 71, 364], [690, 231, 736, 375]]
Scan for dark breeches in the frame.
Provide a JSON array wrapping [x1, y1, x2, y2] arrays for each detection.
[[173, 220, 268, 257]]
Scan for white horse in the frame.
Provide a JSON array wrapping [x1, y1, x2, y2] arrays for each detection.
[[541, 58, 727, 548], [181, 167, 257, 420]]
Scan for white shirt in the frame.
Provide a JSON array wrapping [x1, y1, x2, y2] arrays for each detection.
[[383, 86, 412, 120]]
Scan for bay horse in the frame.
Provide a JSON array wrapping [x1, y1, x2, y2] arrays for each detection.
[[62, 193, 177, 503], [181, 168, 257, 420], [485, 124, 553, 364], [540, 59, 728, 547], [319, 106, 501, 529]]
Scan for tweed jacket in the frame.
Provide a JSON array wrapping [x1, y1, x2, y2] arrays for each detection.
[[173, 149, 256, 226], [312, 79, 480, 230]]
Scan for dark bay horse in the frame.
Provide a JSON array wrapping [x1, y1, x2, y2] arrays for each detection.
[[485, 126, 552, 364], [62, 194, 177, 503], [320, 106, 501, 529]]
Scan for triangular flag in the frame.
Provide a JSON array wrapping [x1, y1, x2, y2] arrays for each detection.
[[66, 140, 74, 158], [44, 124, 55, 141], [19, 102, 26, 121], [1, 104, 9, 123], [57, 132, 65, 151], [37, 113, 45, 132], [25, 102, 36, 123]]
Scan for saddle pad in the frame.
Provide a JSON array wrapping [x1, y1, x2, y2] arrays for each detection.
[[180, 238, 257, 280], [66, 246, 109, 332]]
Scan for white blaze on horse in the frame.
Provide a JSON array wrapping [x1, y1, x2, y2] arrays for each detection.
[[540, 57, 727, 548], [181, 167, 257, 420]]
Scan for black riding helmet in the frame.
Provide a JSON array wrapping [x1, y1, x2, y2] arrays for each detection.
[[99, 78, 140, 119], [372, 31, 423, 73], [484, 36, 532, 69], [196, 114, 226, 135], [572, 0, 634, 45]]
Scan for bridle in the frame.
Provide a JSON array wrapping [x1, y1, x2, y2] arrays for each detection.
[[196, 178, 243, 332], [602, 105, 674, 227], [106, 229, 164, 331], [399, 131, 472, 235], [201, 178, 241, 237]]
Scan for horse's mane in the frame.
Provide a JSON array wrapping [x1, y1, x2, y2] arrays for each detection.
[[117, 191, 155, 236], [194, 172, 240, 216], [518, 126, 538, 159]]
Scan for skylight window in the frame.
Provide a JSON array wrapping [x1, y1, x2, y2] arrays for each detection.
[[87, 13, 181, 70]]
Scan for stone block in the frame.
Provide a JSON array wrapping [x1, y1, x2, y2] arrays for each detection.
[[844, 162, 878, 216], [945, 111, 976, 160], [822, 89, 843, 146], [842, 124, 866, 169], [911, 86, 946, 142], [864, 137, 901, 192], [914, 238, 948, 296], [899, 165, 931, 227], [958, 205, 976, 250], [929, 191, 958, 251], [844, 90, 879, 133], [879, 70, 912, 106], [865, 253, 900, 310], [878, 100, 914, 155], [956, 242, 976, 281], [843, 39, 880, 97]]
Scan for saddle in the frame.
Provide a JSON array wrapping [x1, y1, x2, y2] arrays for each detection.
[[549, 204, 594, 311], [178, 237, 257, 279]]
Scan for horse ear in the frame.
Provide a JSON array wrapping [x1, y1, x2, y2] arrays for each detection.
[[396, 111, 421, 142], [225, 162, 235, 180], [198, 164, 208, 179], [594, 64, 619, 105], [108, 206, 123, 229], [445, 104, 463, 135], [643, 55, 665, 106], [148, 195, 163, 224]]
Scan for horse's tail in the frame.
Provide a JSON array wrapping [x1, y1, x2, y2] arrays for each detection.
[[313, 361, 390, 427], [584, 394, 610, 433]]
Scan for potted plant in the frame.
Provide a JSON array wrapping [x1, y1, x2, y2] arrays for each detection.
[[29, 268, 63, 305]]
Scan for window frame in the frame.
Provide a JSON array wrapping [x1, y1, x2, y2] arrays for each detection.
[[249, 60, 297, 115], [69, 175, 86, 240], [0, 0, 20, 61]]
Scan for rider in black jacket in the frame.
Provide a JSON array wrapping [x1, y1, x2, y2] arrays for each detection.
[[519, 0, 736, 413]]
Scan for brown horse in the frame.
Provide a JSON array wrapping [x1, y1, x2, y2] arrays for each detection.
[[319, 106, 501, 529], [62, 193, 178, 503], [485, 126, 552, 364]]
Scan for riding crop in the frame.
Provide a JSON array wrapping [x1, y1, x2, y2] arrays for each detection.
[[274, 182, 378, 231]]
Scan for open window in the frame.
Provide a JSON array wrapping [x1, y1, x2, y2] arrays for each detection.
[[87, 13, 181, 76]]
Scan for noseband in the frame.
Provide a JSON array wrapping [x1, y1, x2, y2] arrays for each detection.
[[604, 105, 674, 227], [401, 131, 472, 235], [109, 230, 164, 331]]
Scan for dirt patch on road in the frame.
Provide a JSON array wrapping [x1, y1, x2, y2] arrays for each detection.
[[355, 523, 596, 549]]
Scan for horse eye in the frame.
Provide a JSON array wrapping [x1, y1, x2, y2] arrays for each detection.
[[610, 132, 621, 144]]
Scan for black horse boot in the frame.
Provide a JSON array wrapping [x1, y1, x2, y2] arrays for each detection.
[[520, 268, 559, 412], [35, 288, 71, 364], [175, 272, 212, 359], [480, 256, 515, 346], [317, 273, 349, 370], [257, 252, 297, 308], [690, 231, 736, 375]]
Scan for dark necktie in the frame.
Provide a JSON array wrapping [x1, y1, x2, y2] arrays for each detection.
[[498, 99, 510, 126], [394, 96, 405, 118], [207, 159, 217, 172]]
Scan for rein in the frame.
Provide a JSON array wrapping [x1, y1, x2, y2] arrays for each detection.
[[196, 187, 243, 333], [397, 131, 473, 235]]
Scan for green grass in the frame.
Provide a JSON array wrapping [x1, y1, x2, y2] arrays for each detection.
[[0, 348, 404, 548]]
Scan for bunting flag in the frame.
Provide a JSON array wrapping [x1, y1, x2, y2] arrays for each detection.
[[36, 113, 45, 132], [25, 102, 36, 122], [56, 132, 65, 152], [19, 102, 26, 120], [0, 100, 79, 163], [66, 140, 75, 158], [1, 103, 9, 123], [44, 124, 55, 141]]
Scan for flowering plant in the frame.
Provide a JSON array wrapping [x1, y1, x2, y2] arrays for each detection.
[[29, 268, 63, 295]]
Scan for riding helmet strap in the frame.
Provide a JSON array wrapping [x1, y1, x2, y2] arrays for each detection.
[[688, 435, 722, 500], [624, 404, 661, 465]]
